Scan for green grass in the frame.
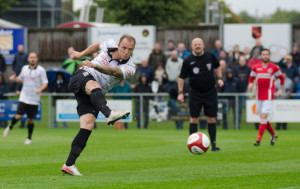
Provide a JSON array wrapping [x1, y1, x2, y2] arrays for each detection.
[[0, 125, 300, 189]]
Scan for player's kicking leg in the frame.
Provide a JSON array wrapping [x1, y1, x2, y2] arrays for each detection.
[[61, 114, 94, 176], [86, 81, 130, 125]]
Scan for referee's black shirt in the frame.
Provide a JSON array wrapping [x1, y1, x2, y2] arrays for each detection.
[[179, 51, 220, 96]]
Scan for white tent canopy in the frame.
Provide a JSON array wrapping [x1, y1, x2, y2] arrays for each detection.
[[0, 18, 23, 28]]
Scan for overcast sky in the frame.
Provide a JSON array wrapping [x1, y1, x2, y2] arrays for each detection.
[[73, 0, 300, 16]]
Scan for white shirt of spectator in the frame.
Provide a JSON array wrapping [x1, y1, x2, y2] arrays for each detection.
[[82, 39, 136, 94], [18, 65, 48, 105]]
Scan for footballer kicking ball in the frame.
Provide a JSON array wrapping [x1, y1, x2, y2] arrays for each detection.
[[187, 132, 210, 155]]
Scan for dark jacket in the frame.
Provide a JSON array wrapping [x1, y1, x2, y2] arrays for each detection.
[[221, 69, 239, 99], [12, 52, 28, 75], [0, 54, 6, 73], [291, 52, 300, 67], [235, 65, 251, 92], [137, 65, 155, 83], [135, 82, 152, 101], [148, 50, 167, 70], [0, 75, 8, 99]]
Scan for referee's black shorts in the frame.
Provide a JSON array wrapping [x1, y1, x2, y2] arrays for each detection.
[[17, 102, 38, 119], [69, 69, 99, 118], [189, 90, 218, 118]]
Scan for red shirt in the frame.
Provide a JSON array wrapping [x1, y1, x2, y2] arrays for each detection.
[[249, 62, 284, 100]]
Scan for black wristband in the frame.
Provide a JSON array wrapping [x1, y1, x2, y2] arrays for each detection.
[[178, 91, 183, 94], [217, 77, 223, 80]]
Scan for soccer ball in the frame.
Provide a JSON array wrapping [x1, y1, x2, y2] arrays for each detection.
[[187, 132, 210, 155]]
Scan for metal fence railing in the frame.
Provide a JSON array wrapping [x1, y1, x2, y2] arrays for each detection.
[[4, 92, 300, 130]]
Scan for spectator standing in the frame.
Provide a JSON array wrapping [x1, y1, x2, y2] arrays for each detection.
[[178, 38, 224, 151], [135, 74, 152, 129], [279, 55, 298, 81], [0, 48, 6, 73], [148, 42, 167, 69], [219, 60, 227, 78], [219, 50, 228, 61], [49, 73, 69, 129], [137, 58, 155, 84], [110, 80, 133, 129], [11, 44, 28, 128], [243, 47, 251, 61], [291, 43, 300, 67], [154, 63, 168, 92], [233, 44, 243, 64], [235, 55, 251, 125], [177, 43, 190, 60], [226, 51, 236, 69], [211, 40, 223, 59], [220, 68, 239, 129], [3, 52, 48, 144], [250, 39, 264, 58], [275, 71, 293, 130], [164, 40, 176, 59], [0, 72, 8, 128], [165, 50, 183, 92]]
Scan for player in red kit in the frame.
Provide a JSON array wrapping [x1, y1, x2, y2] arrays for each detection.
[[248, 49, 284, 146]]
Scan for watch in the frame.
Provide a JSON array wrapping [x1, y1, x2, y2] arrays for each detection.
[[178, 91, 184, 94]]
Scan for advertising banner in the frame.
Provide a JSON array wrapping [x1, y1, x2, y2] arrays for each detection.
[[224, 24, 292, 62], [89, 26, 156, 63], [0, 28, 26, 64], [246, 99, 300, 122], [56, 99, 132, 122], [0, 100, 41, 121]]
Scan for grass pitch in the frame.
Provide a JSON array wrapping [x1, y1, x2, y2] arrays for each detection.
[[0, 124, 300, 189]]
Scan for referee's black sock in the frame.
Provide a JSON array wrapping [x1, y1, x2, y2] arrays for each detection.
[[208, 123, 216, 147], [9, 117, 19, 130], [90, 88, 111, 118], [189, 123, 198, 135], [66, 128, 91, 166], [27, 123, 34, 139]]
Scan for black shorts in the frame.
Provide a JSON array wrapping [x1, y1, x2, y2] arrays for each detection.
[[17, 102, 38, 119], [189, 90, 217, 118], [69, 69, 99, 118]]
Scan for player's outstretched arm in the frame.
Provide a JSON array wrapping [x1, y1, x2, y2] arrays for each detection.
[[83, 60, 123, 78], [70, 42, 102, 60], [9, 74, 23, 84]]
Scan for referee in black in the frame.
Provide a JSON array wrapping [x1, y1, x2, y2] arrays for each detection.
[[178, 38, 224, 151]]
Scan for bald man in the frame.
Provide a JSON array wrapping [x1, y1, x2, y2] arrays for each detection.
[[178, 38, 224, 151]]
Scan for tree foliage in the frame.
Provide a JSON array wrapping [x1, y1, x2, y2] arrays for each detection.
[[0, 0, 19, 14], [239, 10, 256, 23], [264, 7, 300, 24]]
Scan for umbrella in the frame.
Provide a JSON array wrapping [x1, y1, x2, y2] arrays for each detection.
[[62, 56, 92, 74], [46, 67, 71, 88]]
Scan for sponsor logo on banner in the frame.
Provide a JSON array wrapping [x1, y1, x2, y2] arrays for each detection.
[[252, 26, 262, 39]]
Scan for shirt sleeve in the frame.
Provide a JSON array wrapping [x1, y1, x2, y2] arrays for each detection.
[[212, 53, 220, 68], [179, 60, 189, 79], [17, 66, 25, 81], [40, 68, 49, 84], [119, 63, 136, 80]]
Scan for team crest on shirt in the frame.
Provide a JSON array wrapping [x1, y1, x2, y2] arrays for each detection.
[[193, 67, 200, 74], [83, 72, 89, 76], [268, 68, 273, 73], [206, 63, 212, 71]]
